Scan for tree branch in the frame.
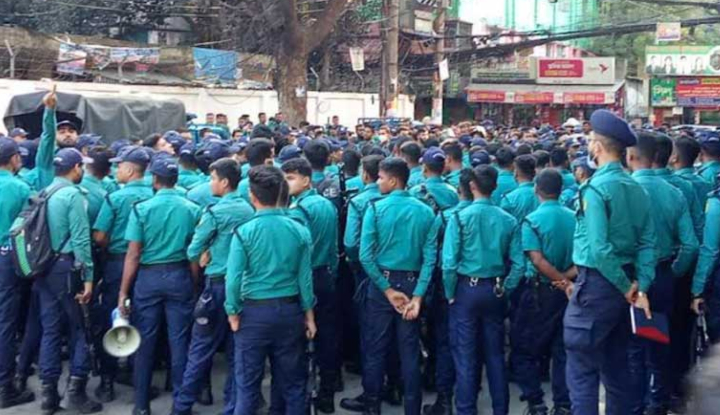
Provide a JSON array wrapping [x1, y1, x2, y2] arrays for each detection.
[[280, 0, 304, 49], [305, 0, 355, 51], [625, 0, 720, 11]]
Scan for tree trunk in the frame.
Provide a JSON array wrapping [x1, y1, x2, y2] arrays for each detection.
[[276, 43, 309, 127]]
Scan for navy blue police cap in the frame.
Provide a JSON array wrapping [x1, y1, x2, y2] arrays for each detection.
[[590, 109, 637, 146], [148, 155, 179, 178], [279, 144, 302, 163], [422, 146, 446, 165], [0, 137, 19, 159], [109, 145, 151, 166], [53, 148, 93, 169]]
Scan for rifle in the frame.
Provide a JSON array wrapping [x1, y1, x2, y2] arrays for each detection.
[[71, 264, 100, 376], [306, 340, 318, 415], [695, 306, 710, 371]]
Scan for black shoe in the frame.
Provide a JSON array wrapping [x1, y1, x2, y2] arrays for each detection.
[[550, 407, 571, 415], [334, 374, 345, 393], [339, 393, 365, 412], [345, 361, 361, 375], [315, 392, 335, 413], [67, 376, 103, 414], [644, 407, 668, 415], [150, 386, 161, 401], [382, 384, 402, 406], [526, 403, 549, 415], [422, 393, 453, 415], [362, 397, 381, 415], [0, 384, 35, 408], [133, 408, 151, 415], [40, 383, 61, 415], [12, 374, 27, 393], [116, 370, 133, 387], [94, 376, 115, 403], [197, 384, 213, 406]]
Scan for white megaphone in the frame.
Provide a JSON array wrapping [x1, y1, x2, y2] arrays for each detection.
[[103, 307, 141, 358]]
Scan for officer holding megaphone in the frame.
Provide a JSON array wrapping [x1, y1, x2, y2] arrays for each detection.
[[103, 299, 141, 359]]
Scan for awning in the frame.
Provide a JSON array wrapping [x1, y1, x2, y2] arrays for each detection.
[[466, 81, 625, 105]]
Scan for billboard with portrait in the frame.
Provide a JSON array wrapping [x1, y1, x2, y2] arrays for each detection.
[[646, 45, 720, 76]]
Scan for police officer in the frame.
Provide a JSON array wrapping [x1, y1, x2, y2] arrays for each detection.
[[117, 156, 201, 415], [400, 142, 424, 188], [281, 157, 339, 413], [549, 148, 575, 191], [81, 146, 113, 225], [564, 109, 656, 415], [186, 140, 232, 207], [340, 155, 385, 413], [173, 158, 254, 415], [442, 166, 524, 415], [696, 132, 720, 188], [440, 142, 463, 188], [670, 136, 710, 224], [559, 157, 595, 209], [625, 132, 698, 415], [224, 165, 317, 415], [0, 138, 34, 409], [409, 147, 459, 211], [40, 148, 102, 414], [92, 146, 153, 402], [491, 146, 518, 205], [238, 138, 275, 203], [177, 141, 204, 190], [359, 157, 439, 415], [513, 169, 575, 415], [500, 154, 538, 221]]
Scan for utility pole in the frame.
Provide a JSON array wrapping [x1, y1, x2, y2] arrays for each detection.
[[4, 40, 15, 79], [380, 0, 399, 117], [432, 0, 448, 125]]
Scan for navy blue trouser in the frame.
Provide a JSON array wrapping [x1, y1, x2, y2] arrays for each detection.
[[37, 256, 91, 384], [233, 299, 307, 415], [0, 248, 21, 387], [564, 267, 631, 415], [628, 260, 674, 414], [93, 256, 124, 379], [269, 267, 339, 414], [705, 266, 720, 343], [449, 277, 508, 415], [132, 263, 194, 411], [175, 279, 235, 415], [512, 281, 569, 409], [363, 272, 423, 415], [427, 275, 455, 395], [17, 282, 42, 379]]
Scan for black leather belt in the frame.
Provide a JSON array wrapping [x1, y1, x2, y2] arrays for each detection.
[[244, 295, 299, 307]]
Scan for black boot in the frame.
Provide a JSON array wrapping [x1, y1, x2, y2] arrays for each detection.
[[362, 397, 381, 415], [382, 382, 402, 406], [339, 393, 365, 412], [0, 383, 35, 409], [550, 406, 571, 415], [315, 390, 335, 413], [334, 371, 345, 393], [422, 392, 453, 415], [94, 376, 115, 403], [527, 403, 549, 415], [13, 374, 27, 393], [67, 376, 103, 414], [40, 383, 61, 415]]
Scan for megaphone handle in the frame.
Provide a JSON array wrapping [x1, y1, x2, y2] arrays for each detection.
[[124, 298, 131, 310]]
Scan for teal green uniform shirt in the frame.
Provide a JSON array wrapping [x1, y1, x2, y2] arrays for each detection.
[[36, 108, 58, 191], [288, 188, 339, 271], [346, 175, 365, 193], [187, 191, 254, 278], [178, 167, 204, 190], [125, 188, 201, 265], [491, 169, 518, 205], [433, 200, 472, 268], [46, 178, 94, 281], [344, 183, 382, 262], [560, 169, 575, 190], [656, 168, 704, 241], [101, 176, 119, 194], [409, 177, 460, 211], [462, 153, 471, 168], [17, 167, 37, 191], [238, 178, 250, 203], [0, 170, 31, 246], [697, 160, 720, 188], [241, 163, 250, 178], [312, 171, 328, 187], [443, 169, 461, 189], [325, 164, 339, 178], [676, 167, 712, 215], [499, 181, 538, 221], [573, 162, 657, 294], [224, 209, 316, 315], [186, 182, 219, 208], [93, 180, 154, 255], [359, 190, 439, 297], [80, 174, 107, 225], [559, 185, 578, 210], [442, 198, 524, 299], [407, 166, 425, 188], [632, 169, 698, 277], [521, 200, 576, 282], [693, 195, 720, 296]]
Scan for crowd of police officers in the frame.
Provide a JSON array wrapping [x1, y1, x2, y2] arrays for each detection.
[[0, 87, 719, 415]]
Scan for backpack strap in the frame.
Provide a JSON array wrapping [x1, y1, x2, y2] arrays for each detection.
[[453, 210, 464, 263], [419, 184, 441, 214], [576, 181, 609, 218], [44, 184, 72, 253]]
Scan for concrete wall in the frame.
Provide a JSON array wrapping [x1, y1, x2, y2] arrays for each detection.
[[0, 79, 415, 134]]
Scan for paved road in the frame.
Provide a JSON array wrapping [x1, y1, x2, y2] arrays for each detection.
[[3, 359, 604, 415]]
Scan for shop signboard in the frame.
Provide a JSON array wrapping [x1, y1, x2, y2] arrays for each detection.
[[536, 57, 615, 85], [675, 77, 720, 106], [562, 92, 609, 104], [650, 78, 677, 107], [646, 45, 720, 76], [470, 50, 534, 83], [467, 90, 506, 103], [514, 91, 554, 104]]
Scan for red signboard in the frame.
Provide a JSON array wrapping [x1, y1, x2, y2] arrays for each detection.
[[467, 90, 506, 103], [675, 77, 720, 106], [514, 92, 554, 104], [563, 92, 607, 104], [538, 59, 584, 78]]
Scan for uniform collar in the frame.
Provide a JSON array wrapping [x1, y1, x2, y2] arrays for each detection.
[[155, 188, 180, 197], [363, 183, 379, 192], [654, 167, 672, 177], [518, 181, 534, 188], [539, 200, 560, 208], [631, 168, 655, 178], [499, 169, 513, 176], [472, 197, 492, 205], [425, 176, 443, 184], [125, 179, 147, 188], [52, 177, 74, 186], [220, 190, 243, 202], [255, 208, 285, 217], [311, 171, 326, 183], [388, 189, 410, 197], [0, 169, 13, 178], [445, 169, 460, 178], [410, 165, 422, 173], [296, 188, 318, 201], [457, 200, 472, 209], [83, 174, 102, 185], [703, 160, 720, 168], [675, 167, 694, 176], [595, 161, 623, 177], [179, 166, 198, 175]]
